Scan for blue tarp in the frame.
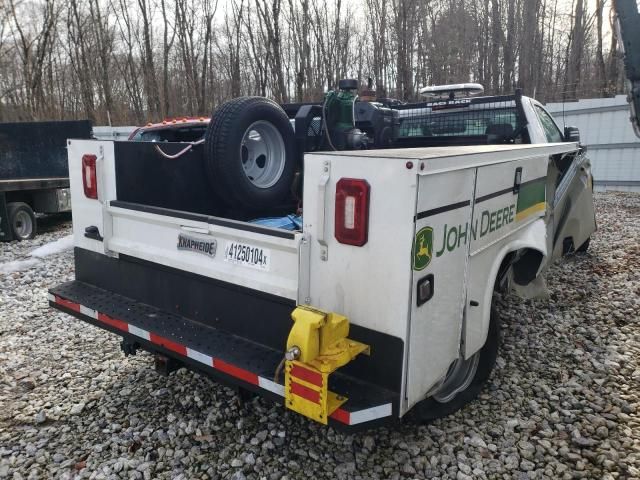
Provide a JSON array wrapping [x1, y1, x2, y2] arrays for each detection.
[[250, 215, 303, 231]]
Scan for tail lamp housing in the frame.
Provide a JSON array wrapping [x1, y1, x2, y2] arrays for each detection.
[[82, 154, 98, 199], [334, 178, 370, 246]]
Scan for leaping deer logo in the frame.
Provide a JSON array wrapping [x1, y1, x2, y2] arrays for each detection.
[[417, 236, 430, 260], [413, 227, 433, 271]]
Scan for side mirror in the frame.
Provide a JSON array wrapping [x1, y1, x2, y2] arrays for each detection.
[[564, 126, 580, 143]]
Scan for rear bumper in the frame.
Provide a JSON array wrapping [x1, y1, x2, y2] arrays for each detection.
[[49, 279, 399, 430]]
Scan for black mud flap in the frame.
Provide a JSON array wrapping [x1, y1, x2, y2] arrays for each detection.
[[0, 193, 12, 241]]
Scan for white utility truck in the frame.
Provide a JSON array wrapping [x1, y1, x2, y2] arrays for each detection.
[[50, 85, 596, 429]]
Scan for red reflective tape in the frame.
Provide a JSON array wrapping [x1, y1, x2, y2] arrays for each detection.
[[330, 407, 350, 424], [149, 333, 188, 356], [55, 296, 80, 313], [215, 360, 259, 385], [290, 381, 321, 404], [97, 312, 129, 332], [290, 364, 323, 387]]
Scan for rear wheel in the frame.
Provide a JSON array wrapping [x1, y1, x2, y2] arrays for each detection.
[[410, 305, 500, 422], [8, 202, 37, 240], [204, 96, 296, 212]]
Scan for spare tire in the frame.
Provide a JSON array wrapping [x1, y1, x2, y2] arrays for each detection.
[[204, 96, 296, 211]]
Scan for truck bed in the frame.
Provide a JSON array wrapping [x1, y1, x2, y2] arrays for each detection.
[[53, 138, 584, 428]]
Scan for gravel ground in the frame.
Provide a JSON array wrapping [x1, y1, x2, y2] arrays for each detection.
[[0, 193, 638, 480]]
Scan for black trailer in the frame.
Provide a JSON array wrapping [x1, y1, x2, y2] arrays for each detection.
[[0, 120, 92, 241]]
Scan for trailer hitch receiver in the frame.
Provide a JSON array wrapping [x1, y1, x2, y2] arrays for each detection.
[[284, 306, 370, 424]]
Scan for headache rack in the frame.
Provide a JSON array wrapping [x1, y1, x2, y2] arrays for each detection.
[[283, 91, 530, 152], [389, 92, 529, 148]]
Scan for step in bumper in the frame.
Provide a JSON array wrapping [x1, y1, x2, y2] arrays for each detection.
[[49, 280, 398, 430]]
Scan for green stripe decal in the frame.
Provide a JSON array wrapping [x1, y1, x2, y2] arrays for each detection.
[[517, 179, 546, 213]]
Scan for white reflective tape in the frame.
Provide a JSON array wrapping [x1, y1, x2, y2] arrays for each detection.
[[127, 324, 150, 341], [187, 348, 213, 366], [47, 293, 56, 302], [348, 403, 393, 425], [79, 305, 98, 319], [258, 377, 285, 396]]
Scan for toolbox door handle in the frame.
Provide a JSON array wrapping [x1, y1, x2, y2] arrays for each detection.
[[317, 161, 330, 260], [513, 167, 522, 194]]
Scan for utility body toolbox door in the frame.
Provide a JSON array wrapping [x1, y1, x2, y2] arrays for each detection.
[[464, 156, 549, 358], [406, 168, 476, 408]]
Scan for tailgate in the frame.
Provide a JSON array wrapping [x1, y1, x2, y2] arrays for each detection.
[[67, 139, 306, 303], [105, 201, 305, 301]]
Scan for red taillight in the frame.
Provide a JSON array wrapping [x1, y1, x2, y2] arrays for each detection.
[[82, 154, 98, 199], [335, 178, 370, 246]]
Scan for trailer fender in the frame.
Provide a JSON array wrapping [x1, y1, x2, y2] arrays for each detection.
[[464, 218, 548, 359]]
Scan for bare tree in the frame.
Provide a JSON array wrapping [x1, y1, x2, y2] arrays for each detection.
[[0, 0, 627, 123], [255, 0, 288, 102], [8, 0, 58, 119], [137, 0, 161, 117], [595, 0, 607, 96], [159, 0, 177, 117], [391, 0, 418, 100]]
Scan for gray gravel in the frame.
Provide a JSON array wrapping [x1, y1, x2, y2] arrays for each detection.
[[1, 193, 639, 480]]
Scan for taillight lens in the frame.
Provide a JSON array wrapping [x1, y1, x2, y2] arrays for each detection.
[[82, 154, 98, 199], [335, 178, 370, 246]]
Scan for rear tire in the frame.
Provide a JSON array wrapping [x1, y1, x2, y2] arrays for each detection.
[[8, 202, 37, 240], [410, 305, 500, 423], [204, 96, 296, 212]]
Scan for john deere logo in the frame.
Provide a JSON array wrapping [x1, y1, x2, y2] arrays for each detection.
[[413, 227, 433, 270]]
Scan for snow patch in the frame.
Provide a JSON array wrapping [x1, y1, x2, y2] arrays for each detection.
[[30, 235, 74, 258], [0, 234, 74, 275], [0, 258, 41, 275]]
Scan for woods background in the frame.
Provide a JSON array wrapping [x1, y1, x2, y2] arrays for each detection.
[[0, 0, 625, 125]]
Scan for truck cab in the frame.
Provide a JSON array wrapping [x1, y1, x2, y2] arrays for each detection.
[[391, 87, 595, 257]]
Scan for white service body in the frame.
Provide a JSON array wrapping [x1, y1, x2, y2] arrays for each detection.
[[66, 139, 585, 417], [303, 143, 577, 414]]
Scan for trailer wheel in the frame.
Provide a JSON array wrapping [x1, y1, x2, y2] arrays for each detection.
[[8, 202, 37, 240], [204, 96, 296, 211], [410, 306, 500, 423]]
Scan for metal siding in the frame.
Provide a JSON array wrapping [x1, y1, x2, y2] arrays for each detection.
[[545, 95, 640, 192]]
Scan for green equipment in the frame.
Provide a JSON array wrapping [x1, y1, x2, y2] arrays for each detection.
[[323, 79, 368, 150]]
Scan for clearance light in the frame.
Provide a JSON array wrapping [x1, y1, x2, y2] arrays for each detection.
[[82, 154, 98, 199], [335, 178, 370, 246]]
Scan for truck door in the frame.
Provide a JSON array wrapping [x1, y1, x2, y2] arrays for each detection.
[[533, 104, 596, 256], [406, 168, 475, 408]]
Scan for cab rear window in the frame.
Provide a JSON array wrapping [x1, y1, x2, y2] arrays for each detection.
[[399, 107, 518, 138]]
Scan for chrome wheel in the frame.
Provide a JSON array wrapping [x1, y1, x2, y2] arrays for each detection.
[[240, 120, 286, 189], [13, 210, 34, 239], [431, 351, 481, 403]]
